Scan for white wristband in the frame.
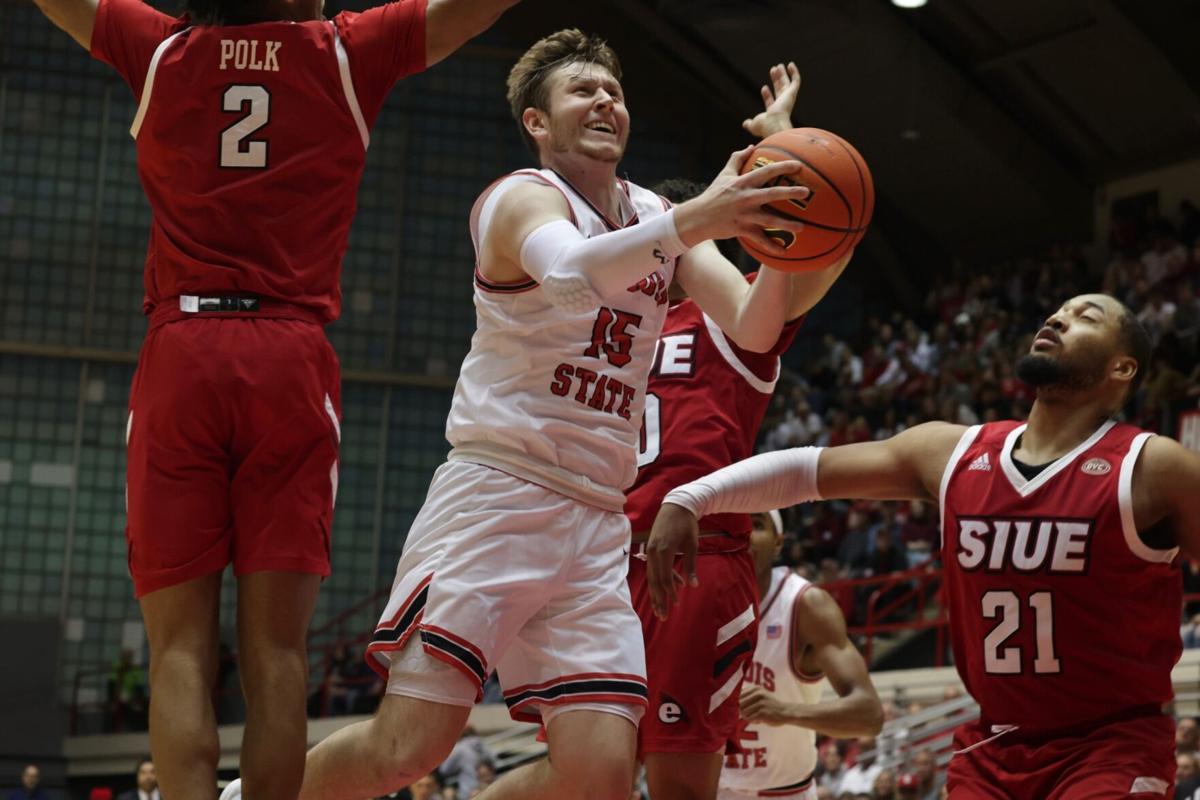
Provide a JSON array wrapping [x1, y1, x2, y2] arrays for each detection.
[[662, 447, 824, 519], [519, 209, 688, 309]]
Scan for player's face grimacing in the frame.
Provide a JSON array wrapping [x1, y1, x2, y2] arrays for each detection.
[[1015, 294, 1132, 393], [542, 63, 629, 163]]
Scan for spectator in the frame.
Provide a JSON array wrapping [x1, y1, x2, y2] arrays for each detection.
[[897, 773, 920, 799], [439, 727, 493, 796], [909, 748, 943, 800], [1178, 717, 1200, 758], [474, 762, 496, 794], [838, 737, 883, 795], [108, 648, 148, 732], [4, 766, 48, 800], [403, 773, 441, 800], [817, 746, 848, 794], [870, 769, 895, 800], [115, 759, 157, 800], [1179, 753, 1199, 784]]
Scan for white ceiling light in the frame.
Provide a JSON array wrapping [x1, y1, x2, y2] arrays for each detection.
[[892, 0, 927, 7]]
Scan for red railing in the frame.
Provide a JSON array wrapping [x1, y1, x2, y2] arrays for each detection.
[[820, 561, 949, 665], [68, 572, 1200, 733]]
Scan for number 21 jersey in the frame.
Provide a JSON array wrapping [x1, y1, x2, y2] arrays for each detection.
[[940, 420, 1181, 733], [89, 0, 426, 322]]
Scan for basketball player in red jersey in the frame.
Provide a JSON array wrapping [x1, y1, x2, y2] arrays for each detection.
[[652, 293, 1200, 799], [624, 63, 855, 800], [30, 0, 517, 798]]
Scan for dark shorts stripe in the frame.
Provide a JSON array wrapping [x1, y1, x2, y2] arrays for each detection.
[[421, 629, 487, 686], [505, 678, 648, 709]]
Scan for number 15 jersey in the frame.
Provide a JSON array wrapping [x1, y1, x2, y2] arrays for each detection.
[[90, 0, 426, 322], [940, 420, 1181, 734]]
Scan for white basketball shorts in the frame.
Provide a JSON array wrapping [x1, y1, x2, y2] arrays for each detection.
[[366, 460, 648, 725]]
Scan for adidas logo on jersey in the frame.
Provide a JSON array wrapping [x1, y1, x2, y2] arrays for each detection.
[[968, 453, 992, 472]]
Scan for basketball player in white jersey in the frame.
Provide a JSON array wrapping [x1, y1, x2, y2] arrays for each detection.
[[718, 511, 882, 800], [294, 29, 815, 800]]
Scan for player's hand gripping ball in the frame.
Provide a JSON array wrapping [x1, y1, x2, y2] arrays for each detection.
[[738, 127, 874, 272]]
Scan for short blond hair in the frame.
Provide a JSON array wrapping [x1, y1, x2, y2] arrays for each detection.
[[505, 29, 622, 159]]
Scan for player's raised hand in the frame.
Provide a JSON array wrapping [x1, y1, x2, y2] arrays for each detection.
[[743, 62, 802, 139], [645, 502, 701, 621], [673, 146, 810, 254], [739, 685, 793, 726]]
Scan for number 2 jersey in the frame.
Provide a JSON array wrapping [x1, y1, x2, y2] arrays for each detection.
[[89, 0, 426, 321], [448, 169, 676, 511], [940, 419, 1181, 734]]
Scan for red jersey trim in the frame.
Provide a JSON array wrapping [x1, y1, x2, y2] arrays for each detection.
[[702, 313, 779, 394], [938, 425, 983, 552], [331, 23, 370, 149], [788, 584, 824, 684], [469, 170, 576, 293], [130, 29, 188, 139]]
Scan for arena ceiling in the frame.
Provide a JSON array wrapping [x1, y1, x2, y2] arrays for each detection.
[[499, 0, 1200, 288]]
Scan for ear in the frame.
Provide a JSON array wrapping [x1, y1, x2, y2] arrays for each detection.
[[1112, 354, 1138, 385], [522, 106, 548, 144]]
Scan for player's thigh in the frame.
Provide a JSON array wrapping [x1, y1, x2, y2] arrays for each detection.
[[227, 320, 340, 579], [498, 506, 647, 723], [633, 551, 757, 755], [127, 321, 237, 598], [544, 708, 637, 790]]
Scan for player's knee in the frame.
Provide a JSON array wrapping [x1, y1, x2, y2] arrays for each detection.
[[238, 644, 306, 698], [363, 711, 459, 790]]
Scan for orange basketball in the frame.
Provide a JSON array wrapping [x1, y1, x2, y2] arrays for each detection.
[[738, 127, 874, 272]]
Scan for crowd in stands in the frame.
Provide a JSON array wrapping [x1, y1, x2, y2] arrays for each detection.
[[759, 199, 1200, 631]]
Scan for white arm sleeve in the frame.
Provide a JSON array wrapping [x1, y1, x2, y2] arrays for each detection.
[[519, 211, 688, 312], [662, 446, 824, 519]]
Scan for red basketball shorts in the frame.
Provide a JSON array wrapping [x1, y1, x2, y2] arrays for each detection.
[[947, 711, 1175, 799], [628, 546, 758, 754], [125, 316, 341, 597]]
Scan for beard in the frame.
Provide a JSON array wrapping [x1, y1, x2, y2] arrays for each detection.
[[1015, 350, 1107, 392]]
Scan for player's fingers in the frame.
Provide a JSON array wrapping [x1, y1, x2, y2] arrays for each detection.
[[746, 227, 792, 257], [746, 212, 804, 236], [760, 84, 773, 106], [741, 159, 802, 185], [757, 183, 811, 203], [787, 62, 801, 86], [772, 63, 788, 94], [682, 543, 698, 588], [647, 550, 671, 618]]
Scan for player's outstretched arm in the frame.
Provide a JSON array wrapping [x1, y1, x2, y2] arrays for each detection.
[[32, 0, 98, 49], [424, 0, 520, 66], [1134, 435, 1200, 559], [739, 586, 883, 738], [647, 422, 963, 619]]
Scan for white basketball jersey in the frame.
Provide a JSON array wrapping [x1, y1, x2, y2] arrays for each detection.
[[446, 168, 676, 512], [721, 568, 824, 794]]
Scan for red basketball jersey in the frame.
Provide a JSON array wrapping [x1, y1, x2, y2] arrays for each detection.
[[940, 420, 1182, 733], [90, 0, 426, 321], [624, 295, 802, 536]]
